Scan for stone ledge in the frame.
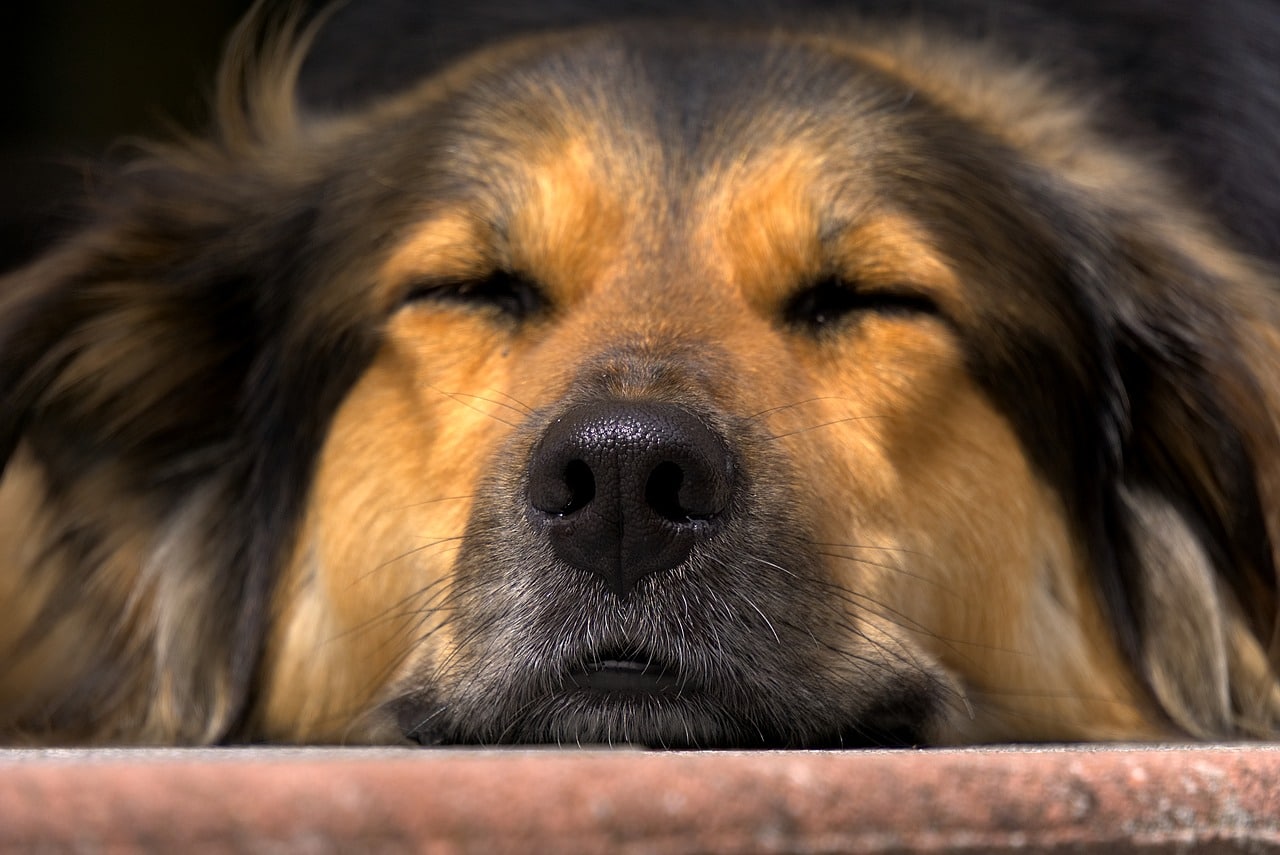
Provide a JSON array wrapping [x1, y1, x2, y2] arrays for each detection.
[[1, 745, 1277, 852]]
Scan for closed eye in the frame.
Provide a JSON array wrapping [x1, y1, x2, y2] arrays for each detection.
[[783, 276, 938, 333], [403, 270, 547, 320]]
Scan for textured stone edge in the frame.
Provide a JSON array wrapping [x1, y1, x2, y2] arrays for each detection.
[[0, 746, 1277, 853]]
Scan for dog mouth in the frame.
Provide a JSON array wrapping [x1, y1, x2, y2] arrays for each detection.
[[396, 647, 704, 746], [562, 655, 684, 695], [395, 637, 939, 748]]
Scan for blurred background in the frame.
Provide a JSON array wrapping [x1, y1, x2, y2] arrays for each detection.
[[1, 0, 253, 272], [6, 0, 1278, 272]]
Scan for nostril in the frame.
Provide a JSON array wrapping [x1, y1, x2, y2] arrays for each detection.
[[562, 459, 595, 514], [645, 460, 691, 522], [531, 458, 596, 515]]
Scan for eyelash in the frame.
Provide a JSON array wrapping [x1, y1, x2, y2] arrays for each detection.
[[783, 276, 938, 332], [402, 271, 934, 332], [403, 270, 547, 320]]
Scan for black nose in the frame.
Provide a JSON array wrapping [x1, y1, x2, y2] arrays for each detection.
[[527, 401, 735, 597]]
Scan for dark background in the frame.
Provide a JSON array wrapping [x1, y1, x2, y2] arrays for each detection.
[[1, 0, 253, 272], [5, 0, 1279, 273]]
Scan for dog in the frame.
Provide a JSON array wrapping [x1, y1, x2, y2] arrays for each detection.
[[2, 0, 1279, 746]]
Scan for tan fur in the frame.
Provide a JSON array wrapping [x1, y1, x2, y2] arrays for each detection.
[[262, 106, 1175, 741]]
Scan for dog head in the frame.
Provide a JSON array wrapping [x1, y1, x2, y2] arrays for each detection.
[[2, 17, 1279, 745]]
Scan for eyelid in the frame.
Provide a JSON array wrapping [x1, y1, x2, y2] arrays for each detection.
[[401, 269, 548, 320], [783, 275, 939, 331]]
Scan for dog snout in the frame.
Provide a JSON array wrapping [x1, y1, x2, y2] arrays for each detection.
[[527, 400, 735, 596]]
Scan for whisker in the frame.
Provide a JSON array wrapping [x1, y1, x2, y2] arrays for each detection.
[[480, 387, 535, 415], [815, 550, 961, 596], [745, 396, 859, 421], [400, 493, 478, 509], [427, 384, 519, 427], [330, 573, 456, 643], [442, 390, 533, 419], [351, 535, 464, 585], [741, 594, 781, 644], [766, 414, 886, 440], [808, 540, 929, 557], [403, 704, 451, 740]]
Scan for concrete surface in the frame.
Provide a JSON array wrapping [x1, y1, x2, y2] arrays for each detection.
[[0, 745, 1277, 852]]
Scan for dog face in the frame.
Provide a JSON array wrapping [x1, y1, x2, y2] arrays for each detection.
[[2, 21, 1279, 745]]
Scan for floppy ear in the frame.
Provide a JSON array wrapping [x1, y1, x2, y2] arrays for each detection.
[[936, 150, 1280, 738], [0, 141, 379, 743], [0, 6, 378, 744], [0, 171, 258, 742], [1101, 225, 1280, 738], [0, 0, 329, 489]]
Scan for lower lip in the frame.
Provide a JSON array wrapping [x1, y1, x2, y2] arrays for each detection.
[[567, 660, 682, 694]]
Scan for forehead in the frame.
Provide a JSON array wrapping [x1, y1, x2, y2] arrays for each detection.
[[365, 29, 978, 298], [410, 29, 923, 213]]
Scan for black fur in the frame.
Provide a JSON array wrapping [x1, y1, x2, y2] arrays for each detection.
[[301, 0, 1280, 261]]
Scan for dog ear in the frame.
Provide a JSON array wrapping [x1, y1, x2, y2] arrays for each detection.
[[0, 139, 378, 745], [0, 1, 325, 483], [1103, 226, 1280, 738], [0, 258, 84, 475], [0, 7, 369, 744], [951, 160, 1280, 738], [0, 167, 274, 742]]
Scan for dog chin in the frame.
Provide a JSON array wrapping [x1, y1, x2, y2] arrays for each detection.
[[391, 653, 940, 749]]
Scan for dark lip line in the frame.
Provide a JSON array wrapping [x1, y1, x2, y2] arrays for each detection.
[[564, 657, 687, 694]]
